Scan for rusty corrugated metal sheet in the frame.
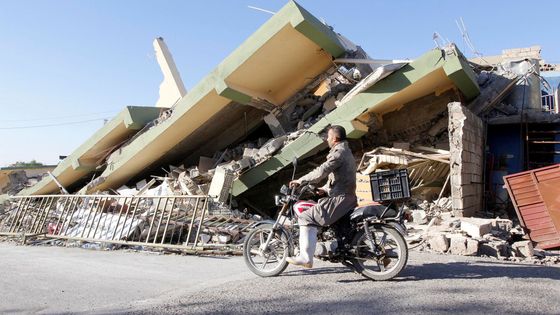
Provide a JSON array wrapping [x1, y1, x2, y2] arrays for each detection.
[[504, 164, 560, 249]]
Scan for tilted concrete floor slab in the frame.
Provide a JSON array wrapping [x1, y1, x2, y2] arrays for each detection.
[[19, 106, 162, 195], [232, 46, 480, 196], [86, 1, 349, 192]]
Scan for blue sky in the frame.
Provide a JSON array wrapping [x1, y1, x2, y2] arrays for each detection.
[[0, 0, 557, 167]]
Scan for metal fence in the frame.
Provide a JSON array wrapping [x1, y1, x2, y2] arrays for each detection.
[[0, 194, 254, 252], [542, 93, 557, 113]]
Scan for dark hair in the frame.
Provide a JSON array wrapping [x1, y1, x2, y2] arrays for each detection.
[[329, 125, 347, 141]]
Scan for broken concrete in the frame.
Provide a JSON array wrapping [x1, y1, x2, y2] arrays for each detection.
[[428, 233, 450, 253], [460, 217, 493, 238]]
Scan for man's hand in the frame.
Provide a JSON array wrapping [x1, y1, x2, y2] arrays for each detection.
[[315, 188, 327, 197], [289, 180, 301, 188]]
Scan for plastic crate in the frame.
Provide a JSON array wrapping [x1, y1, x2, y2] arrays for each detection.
[[369, 169, 411, 202]]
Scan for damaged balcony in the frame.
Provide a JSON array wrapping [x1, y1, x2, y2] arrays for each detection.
[[83, 1, 350, 193], [18, 106, 162, 196]]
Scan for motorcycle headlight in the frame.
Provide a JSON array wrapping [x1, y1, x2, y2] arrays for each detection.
[[275, 195, 283, 206]]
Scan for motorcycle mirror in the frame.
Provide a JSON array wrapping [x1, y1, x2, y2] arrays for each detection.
[[291, 157, 297, 180]]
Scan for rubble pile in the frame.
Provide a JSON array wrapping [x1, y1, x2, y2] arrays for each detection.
[[407, 215, 560, 265], [0, 169, 49, 196], [82, 64, 364, 214]]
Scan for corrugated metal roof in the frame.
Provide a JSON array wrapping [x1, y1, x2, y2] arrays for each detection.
[[504, 164, 560, 249]]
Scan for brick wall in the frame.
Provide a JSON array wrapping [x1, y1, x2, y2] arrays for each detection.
[[448, 102, 484, 217], [502, 46, 541, 60]]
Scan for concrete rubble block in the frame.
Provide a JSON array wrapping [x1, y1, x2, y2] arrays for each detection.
[[322, 96, 337, 113], [236, 157, 253, 171], [479, 240, 510, 258], [492, 218, 513, 233], [199, 233, 211, 244], [428, 233, 450, 253], [198, 156, 217, 173], [189, 167, 200, 178], [460, 218, 493, 238], [135, 179, 147, 190], [466, 239, 479, 256], [411, 209, 428, 224], [511, 240, 534, 258], [257, 136, 287, 158], [178, 172, 203, 196], [208, 166, 235, 203], [212, 234, 232, 244], [263, 113, 286, 138], [449, 235, 468, 255], [243, 148, 259, 159]]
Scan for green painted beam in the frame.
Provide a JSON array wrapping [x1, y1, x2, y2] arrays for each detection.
[[232, 46, 480, 196], [19, 106, 162, 195]]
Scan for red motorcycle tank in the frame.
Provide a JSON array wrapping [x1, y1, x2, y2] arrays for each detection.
[[293, 200, 317, 216]]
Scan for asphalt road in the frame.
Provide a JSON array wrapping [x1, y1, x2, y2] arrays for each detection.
[[0, 243, 559, 315]]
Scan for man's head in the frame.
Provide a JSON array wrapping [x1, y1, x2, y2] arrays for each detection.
[[326, 125, 346, 148]]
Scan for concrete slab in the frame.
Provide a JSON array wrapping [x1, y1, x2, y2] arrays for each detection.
[[19, 106, 162, 195]]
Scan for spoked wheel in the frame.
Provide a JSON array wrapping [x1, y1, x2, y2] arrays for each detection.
[[243, 224, 291, 277], [350, 225, 408, 281]]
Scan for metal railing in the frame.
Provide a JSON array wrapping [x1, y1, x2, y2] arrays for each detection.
[[542, 93, 558, 114], [0, 194, 254, 252]]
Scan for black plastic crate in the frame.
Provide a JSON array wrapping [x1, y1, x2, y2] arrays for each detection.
[[369, 169, 411, 202]]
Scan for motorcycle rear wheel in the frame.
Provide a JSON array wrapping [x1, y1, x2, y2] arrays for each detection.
[[350, 225, 408, 281], [243, 224, 290, 277]]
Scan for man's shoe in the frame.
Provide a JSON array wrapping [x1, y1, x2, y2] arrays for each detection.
[[286, 256, 313, 268]]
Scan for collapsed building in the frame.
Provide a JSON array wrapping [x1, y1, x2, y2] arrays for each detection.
[[1, 1, 558, 261]]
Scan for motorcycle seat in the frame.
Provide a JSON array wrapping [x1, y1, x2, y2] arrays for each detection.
[[350, 204, 398, 221]]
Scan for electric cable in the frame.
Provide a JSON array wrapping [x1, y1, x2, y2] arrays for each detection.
[[0, 118, 107, 130]]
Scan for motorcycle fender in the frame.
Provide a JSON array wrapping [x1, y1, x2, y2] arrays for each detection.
[[387, 222, 408, 236]]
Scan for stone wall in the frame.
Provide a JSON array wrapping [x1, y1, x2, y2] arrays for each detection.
[[448, 102, 484, 217]]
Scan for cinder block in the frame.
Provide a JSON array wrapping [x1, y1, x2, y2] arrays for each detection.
[[466, 239, 479, 256], [461, 218, 492, 238], [511, 240, 534, 258], [428, 233, 450, 253], [449, 235, 468, 255]]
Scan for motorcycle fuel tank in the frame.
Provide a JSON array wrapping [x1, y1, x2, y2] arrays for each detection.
[[293, 201, 317, 215]]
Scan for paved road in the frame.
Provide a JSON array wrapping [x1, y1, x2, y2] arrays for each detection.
[[1, 243, 559, 315]]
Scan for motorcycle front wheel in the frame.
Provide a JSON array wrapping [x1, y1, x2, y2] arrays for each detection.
[[243, 224, 290, 277], [350, 225, 408, 281]]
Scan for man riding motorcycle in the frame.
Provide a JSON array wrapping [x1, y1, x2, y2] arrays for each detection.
[[287, 125, 357, 268]]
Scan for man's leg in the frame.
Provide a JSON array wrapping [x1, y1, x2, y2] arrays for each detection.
[[286, 224, 317, 268]]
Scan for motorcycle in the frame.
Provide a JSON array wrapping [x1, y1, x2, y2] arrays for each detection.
[[243, 160, 409, 281]]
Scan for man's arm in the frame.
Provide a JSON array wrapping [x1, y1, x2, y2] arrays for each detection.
[[297, 149, 342, 185]]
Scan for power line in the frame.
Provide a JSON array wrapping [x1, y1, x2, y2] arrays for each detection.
[[0, 118, 107, 130], [0, 110, 119, 122]]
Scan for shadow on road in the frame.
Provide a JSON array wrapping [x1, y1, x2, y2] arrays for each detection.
[[281, 259, 560, 282], [398, 260, 560, 281]]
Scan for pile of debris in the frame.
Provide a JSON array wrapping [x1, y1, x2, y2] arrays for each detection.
[[0, 168, 51, 196], [77, 62, 364, 217], [407, 215, 560, 265]]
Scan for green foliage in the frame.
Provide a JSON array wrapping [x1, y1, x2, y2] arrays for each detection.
[[9, 160, 44, 168]]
